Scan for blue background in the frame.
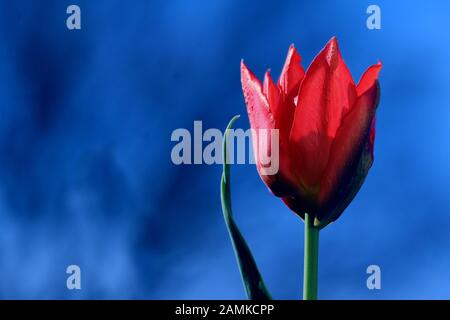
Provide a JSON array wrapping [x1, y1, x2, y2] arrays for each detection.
[[0, 0, 449, 299]]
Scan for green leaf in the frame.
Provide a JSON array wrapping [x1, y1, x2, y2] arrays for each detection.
[[220, 115, 272, 300]]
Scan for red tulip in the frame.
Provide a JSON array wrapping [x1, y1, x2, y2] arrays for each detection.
[[241, 37, 381, 228]]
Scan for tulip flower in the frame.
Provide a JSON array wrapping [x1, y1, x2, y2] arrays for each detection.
[[238, 37, 381, 299]]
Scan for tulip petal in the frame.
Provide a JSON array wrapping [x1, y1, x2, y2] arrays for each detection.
[[242, 61, 281, 192], [262, 70, 299, 196], [290, 37, 357, 189], [316, 124, 376, 229], [278, 44, 305, 98], [317, 79, 380, 223], [241, 60, 274, 131], [357, 62, 382, 97], [263, 70, 281, 117]]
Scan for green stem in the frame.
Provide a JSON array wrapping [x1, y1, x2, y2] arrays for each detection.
[[303, 213, 319, 300]]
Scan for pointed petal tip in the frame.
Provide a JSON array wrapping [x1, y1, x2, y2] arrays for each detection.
[[240, 59, 264, 100], [263, 69, 272, 93], [371, 60, 383, 73], [240, 60, 263, 80], [325, 36, 339, 51], [263, 68, 273, 82], [375, 61, 383, 74], [287, 44, 301, 61], [240, 59, 246, 70], [263, 68, 281, 111], [324, 37, 340, 70], [240, 59, 256, 81], [373, 60, 383, 70], [287, 43, 302, 57], [240, 59, 252, 74], [278, 44, 305, 96], [356, 62, 382, 96]]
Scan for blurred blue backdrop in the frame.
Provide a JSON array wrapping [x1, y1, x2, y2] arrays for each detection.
[[0, 0, 449, 299]]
